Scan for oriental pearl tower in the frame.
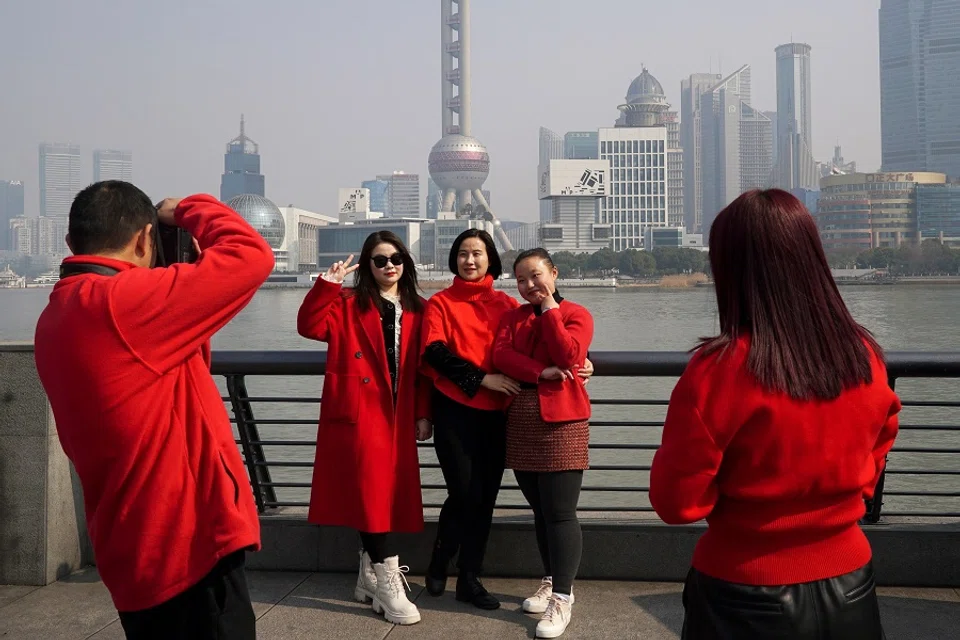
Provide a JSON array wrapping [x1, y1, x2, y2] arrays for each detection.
[[428, 0, 513, 250]]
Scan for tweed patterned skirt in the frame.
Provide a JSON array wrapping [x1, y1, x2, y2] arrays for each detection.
[[505, 389, 589, 472]]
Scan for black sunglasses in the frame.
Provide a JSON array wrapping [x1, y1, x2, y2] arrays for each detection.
[[372, 253, 404, 269]]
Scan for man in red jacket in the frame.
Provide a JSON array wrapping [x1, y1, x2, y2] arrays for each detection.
[[34, 181, 275, 639]]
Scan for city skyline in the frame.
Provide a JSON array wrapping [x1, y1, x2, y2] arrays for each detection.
[[1, 1, 888, 221]]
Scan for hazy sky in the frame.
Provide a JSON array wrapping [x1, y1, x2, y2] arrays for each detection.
[[1, 0, 883, 222]]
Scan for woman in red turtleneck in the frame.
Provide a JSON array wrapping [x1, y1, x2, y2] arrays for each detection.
[[419, 230, 592, 611], [650, 189, 900, 639]]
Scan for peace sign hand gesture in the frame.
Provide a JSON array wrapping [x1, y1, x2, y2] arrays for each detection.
[[324, 255, 360, 284]]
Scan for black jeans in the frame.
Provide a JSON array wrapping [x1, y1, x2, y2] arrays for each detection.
[[682, 562, 886, 639], [432, 390, 507, 574], [118, 550, 255, 640], [514, 470, 583, 595]]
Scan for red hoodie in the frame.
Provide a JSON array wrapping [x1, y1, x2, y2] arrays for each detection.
[[34, 195, 275, 612], [650, 335, 901, 586]]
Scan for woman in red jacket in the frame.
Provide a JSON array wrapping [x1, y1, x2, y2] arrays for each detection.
[[650, 189, 901, 639], [493, 248, 593, 640], [297, 230, 433, 626]]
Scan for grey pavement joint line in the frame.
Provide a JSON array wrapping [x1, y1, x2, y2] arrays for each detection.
[[0, 587, 40, 612], [85, 618, 120, 640], [258, 572, 313, 621]]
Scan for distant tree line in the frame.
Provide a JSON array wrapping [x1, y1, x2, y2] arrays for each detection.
[[500, 247, 710, 279], [826, 240, 960, 276]]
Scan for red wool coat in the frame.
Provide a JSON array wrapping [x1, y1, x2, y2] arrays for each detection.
[[297, 278, 432, 533], [493, 301, 594, 422]]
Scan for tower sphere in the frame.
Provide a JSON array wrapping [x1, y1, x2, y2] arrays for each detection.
[[428, 134, 490, 191]]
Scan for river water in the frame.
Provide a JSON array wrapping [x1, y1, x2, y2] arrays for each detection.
[[2, 285, 959, 517]]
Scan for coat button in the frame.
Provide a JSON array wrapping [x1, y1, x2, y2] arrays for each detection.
[[355, 351, 362, 359], [388, 347, 394, 354], [363, 377, 370, 384], [386, 303, 394, 310]]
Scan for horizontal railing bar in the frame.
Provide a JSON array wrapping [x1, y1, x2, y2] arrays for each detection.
[[901, 401, 960, 408], [241, 397, 322, 403], [885, 469, 960, 475], [879, 512, 960, 517], [590, 400, 670, 406], [211, 350, 960, 378], [897, 424, 960, 431], [230, 419, 317, 425], [882, 490, 960, 497], [889, 447, 960, 453], [249, 441, 317, 447]]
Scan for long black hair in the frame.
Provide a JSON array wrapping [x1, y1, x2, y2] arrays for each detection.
[[354, 230, 423, 313]]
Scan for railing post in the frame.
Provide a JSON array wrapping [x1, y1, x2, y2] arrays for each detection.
[[863, 375, 895, 524], [226, 374, 276, 512]]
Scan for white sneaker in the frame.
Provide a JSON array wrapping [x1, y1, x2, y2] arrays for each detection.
[[523, 577, 554, 613], [354, 551, 377, 603], [536, 594, 573, 639], [372, 556, 421, 625]]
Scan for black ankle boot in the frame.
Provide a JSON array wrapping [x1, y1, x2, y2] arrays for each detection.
[[425, 545, 449, 597], [455, 572, 500, 610]]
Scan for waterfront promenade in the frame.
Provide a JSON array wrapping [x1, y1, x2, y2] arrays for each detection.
[[3, 569, 960, 639]]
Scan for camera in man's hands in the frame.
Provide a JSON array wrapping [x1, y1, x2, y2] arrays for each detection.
[[157, 223, 198, 266]]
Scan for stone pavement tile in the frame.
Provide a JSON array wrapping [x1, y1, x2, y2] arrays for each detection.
[[0, 567, 117, 640], [877, 587, 960, 602], [879, 595, 960, 640], [87, 620, 126, 639], [256, 572, 402, 640], [390, 578, 684, 640], [248, 571, 312, 619], [0, 584, 39, 610]]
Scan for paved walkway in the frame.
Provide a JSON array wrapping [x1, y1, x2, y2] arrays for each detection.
[[2, 570, 959, 639]]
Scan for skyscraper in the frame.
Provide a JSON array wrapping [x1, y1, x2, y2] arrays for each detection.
[[362, 179, 389, 215], [681, 73, 722, 233], [774, 43, 817, 190], [93, 150, 133, 182], [376, 172, 421, 218], [39, 143, 82, 219], [697, 66, 774, 235], [0, 180, 25, 250], [220, 115, 265, 202], [880, 0, 960, 177], [662, 111, 685, 229], [539, 127, 565, 221]]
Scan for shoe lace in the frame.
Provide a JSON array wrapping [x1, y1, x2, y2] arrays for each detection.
[[385, 565, 412, 597], [534, 579, 553, 600], [542, 596, 566, 624]]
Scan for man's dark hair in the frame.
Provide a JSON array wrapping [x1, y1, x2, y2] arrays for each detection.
[[68, 181, 157, 255], [447, 228, 502, 280]]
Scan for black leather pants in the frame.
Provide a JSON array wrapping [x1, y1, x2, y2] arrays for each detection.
[[682, 562, 885, 639]]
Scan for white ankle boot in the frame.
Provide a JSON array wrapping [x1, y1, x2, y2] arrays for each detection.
[[354, 551, 377, 603], [536, 594, 573, 638], [372, 556, 421, 625]]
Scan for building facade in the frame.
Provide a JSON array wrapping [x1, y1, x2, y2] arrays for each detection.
[[361, 179, 389, 216], [276, 206, 337, 272], [93, 150, 133, 182], [643, 226, 705, 250], [220, 116, 265, 202], [537, 159, 612, 254], [505, 221, 541, 251], [698, 65, 774, 235], [539, 127, 566, 222], [773, 43, 818, 190], [681, 72, 723, 233], [564, 131, 599, 160], [663, 111, 685, 229], [318, 221, 425, 269], [9, 216, 68, 258], [599, 127, 668, 251], [916, 183, 960, 245], [880, 0, 960, 178], [817, 171, 947, 251], [39, 143, 82, 219], [1, 180, 25, 251], [377, 172, 420, 218]]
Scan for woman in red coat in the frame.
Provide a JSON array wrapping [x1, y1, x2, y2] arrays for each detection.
[[297, 230, 433, 626], [650, 190, 901, 639], [493, 248, 593, 640]]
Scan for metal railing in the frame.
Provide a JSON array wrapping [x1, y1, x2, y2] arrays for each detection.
[[214, 351, 960, 522]]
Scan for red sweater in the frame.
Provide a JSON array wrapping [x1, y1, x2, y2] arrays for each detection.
[[493, 300, 593, 422], [420, 275, 520, 411], [34, 195, 274, 612], [650, 335, 901, 586]]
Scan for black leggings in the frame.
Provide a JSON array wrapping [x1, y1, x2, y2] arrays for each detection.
[[514, 470, 583, 595], [359, 532, 391, 564], [432, 390, 508, 573]]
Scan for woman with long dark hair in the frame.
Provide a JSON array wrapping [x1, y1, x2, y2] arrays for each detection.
[[297, 230, 433, 626], [650, 189, 901, 639], [493, 248, 593, 639], [420, 230, 595, 611]]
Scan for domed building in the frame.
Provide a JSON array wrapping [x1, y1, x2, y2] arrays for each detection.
[[617, 67, 670, 128], [226, 193, 286, 249]]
